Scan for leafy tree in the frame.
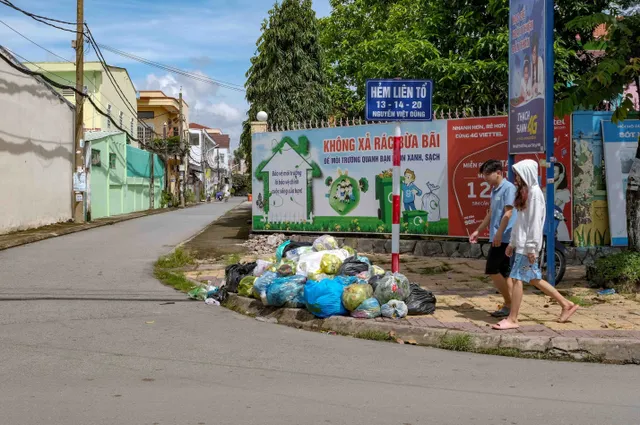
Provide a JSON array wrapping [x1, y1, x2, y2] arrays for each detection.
[[239, 0, 331, 169], [320, 0, 619, 118]]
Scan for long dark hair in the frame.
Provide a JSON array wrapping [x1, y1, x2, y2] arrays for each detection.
[[514, 173, 529, 211]]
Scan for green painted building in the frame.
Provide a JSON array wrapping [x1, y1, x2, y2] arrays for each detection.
[[87, 131, 164, 219]]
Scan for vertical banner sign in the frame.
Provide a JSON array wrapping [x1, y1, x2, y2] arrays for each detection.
[[601, 119, 640, 247], [509, 0, 546, 154]]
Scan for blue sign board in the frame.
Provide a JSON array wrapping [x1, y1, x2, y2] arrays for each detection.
[[508, 0, 547, 154], [365, 79, 433, 122]]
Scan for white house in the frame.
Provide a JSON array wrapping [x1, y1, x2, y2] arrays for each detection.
[[0, 46, 75, 234]]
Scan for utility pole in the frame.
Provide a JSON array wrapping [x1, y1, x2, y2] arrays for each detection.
[[148, 150, 154, 209], [216, 146, 220, 192], [73, 0, 85, 223], [179, 89, 186, 207]]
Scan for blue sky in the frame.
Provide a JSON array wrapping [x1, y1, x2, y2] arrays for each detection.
[[0, 0, 332, 150]]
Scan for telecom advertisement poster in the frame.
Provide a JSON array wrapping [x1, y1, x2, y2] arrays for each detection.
[[601, 119, 640, 246], [509, 0, 546, 154], [252, 117, 573, 240]]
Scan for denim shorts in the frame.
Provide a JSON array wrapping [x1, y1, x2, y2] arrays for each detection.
[[509, 253, 542, 283]]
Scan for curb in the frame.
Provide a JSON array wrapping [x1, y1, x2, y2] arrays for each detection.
[[225, 294, 640, 364], [0, 203, 207, 252]]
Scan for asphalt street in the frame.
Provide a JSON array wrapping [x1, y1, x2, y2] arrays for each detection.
[[0, 201, 638, 425]]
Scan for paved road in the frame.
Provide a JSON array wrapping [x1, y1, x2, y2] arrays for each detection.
[[0, 202, 638, 425]]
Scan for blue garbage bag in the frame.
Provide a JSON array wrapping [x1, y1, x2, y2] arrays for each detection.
[[266, 275, 307, 307], [276, 241, 292, 262], [350, 297, 381, 319], [303, 276, 356, 318], [252, 271, 278, 304]]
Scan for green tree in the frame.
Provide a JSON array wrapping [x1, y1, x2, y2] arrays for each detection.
[[239, 0, 330, 169], [320, 0, 617, 118]]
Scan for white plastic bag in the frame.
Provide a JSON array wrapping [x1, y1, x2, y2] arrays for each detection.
[[296, 249, 350, 277]]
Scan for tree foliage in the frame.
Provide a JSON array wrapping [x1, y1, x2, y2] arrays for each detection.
[[320, 0, 623, 119], [239, 0, 330, 169]]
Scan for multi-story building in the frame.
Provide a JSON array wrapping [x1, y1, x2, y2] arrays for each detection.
[[24, 61, 138, 143]]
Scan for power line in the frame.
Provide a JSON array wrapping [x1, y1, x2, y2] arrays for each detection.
[[0, 18, 73, 63], [96, 43, 246, 92], [0, 0, 82, 34]]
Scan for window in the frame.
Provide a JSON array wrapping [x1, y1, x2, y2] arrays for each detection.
[[91, 149, 101, 167], [138, 111, 154, 119], [109, 153, 117, 169], [173, 127, 179, 137], [130, 118, 134, 136], [106, 104, 112, 129], [137, 125, 145, 142], [119, 111, 124, 128], [219, 153, 225, 163], [189, 133, 200, 146], [62, 88, 74, 97]]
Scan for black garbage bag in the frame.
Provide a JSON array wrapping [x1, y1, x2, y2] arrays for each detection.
[[337, 256, 369, 276], [281, 241, 313, 258], [211, 286, 229, 304], [406, 283, 436, 315], [368, 274, 383, 291], [225, 262, 257, 293]]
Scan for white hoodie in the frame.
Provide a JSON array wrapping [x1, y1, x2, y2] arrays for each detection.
[[510, 159, 545, 255]]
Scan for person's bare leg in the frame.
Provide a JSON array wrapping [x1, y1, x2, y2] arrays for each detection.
[[489, 274, 512, 307], [493, 279, 522, 329], [529, 279, 578, 322]]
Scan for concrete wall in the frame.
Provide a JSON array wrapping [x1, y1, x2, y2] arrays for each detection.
[[0, 52, 75, 234], [89, 133, 164, 219]]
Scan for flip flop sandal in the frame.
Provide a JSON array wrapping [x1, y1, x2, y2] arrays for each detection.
[[491, 307, 511, 317], [492, 319, 520, 330]]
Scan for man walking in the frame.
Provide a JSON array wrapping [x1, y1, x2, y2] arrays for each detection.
[[469, 159, 517, 318]]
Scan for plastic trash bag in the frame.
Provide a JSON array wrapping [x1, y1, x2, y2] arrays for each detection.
[[369, 274, 383, 291], [188, 285, 208, 301], [337, 256, 370, 276], [308, 272, 333, 282], [225, 262, 257, 293], [252, 271, 278, 304], [342, 283, 374, 311], [357, 255, 371, 265], [371, 265, 385, 276], [351, 298, 381, 319], [276, 241, 292, 262], [276, 259, 297, 276], [356, 270, 372, 283], [320, 254, 343, 275], [343, 246, 356, 256], [253, 260, 273, 277], [381, 300, 409, 319], [283, 241, 313, 258], [406, 283, 437, 315], [304, 276, 356, 318], [374, 273, 411, 304], [238, 276, 257, 298], [285, 246, 314, 262], [313, 235, 339, 251], [296, 249, 350, 277], [266, 275, 306, 307]]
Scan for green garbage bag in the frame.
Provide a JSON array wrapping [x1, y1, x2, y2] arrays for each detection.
[[238, 276, 257, 298], [374, 273, 411, 304], [188, 285, 208, 301], [371, 265, 385, 276], [313, 235, 339, 251], [308, 271, 333, 282], [343, 246, 356, 256], [342, 283, 374, 311], [320, 254, 342, 275]]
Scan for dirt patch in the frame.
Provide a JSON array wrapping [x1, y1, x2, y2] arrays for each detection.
[[183, 204, 251, 260]]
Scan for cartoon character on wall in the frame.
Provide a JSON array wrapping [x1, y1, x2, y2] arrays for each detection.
[[553, 162, 571, 241], [401, 169, 422, 211], [325, 168, 369, 215], [421, 182, 441, 222]]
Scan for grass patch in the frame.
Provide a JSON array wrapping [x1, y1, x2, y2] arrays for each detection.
[[224, 253, 241, 265], [156, 247, 195, 269], [153, 268, 195, 292], [590, 251, 640, 294], [472, 275, 491, 283], [354, 330, 394, 342], [568, 295, 594, 307], [417, 262, 453, 275], [439, 333, 473, 351]]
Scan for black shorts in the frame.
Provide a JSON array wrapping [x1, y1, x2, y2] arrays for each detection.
[[485, 243, 512, 278]]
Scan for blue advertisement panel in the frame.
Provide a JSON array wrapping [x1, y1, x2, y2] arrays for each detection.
[[509, 0, 546, 154], [602, 119, 640, 247], [365, 79, 433, 121]]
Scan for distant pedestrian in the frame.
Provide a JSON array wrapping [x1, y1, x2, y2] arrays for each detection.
[[493, 159, 578, 330], [469, 159, 517, 318]]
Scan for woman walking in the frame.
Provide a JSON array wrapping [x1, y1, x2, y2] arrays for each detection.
[[493, 159, 579, 330]]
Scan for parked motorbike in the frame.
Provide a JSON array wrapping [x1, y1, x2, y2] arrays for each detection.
[[539, 206, 567, 285]]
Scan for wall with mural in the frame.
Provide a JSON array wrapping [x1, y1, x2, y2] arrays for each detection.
[[252, 116, 575, 241]]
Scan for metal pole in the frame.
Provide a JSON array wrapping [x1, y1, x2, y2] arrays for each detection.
[[544, 0, 556, 284], [179, 90, 186, 207], [73, 0, 85, 223], [391, 122, 402, 273]]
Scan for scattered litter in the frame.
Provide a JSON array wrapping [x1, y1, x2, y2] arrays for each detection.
[[145, 321, 155, 325], [598, 289, 616, 296], [381, 300, 409, 319], [256, 317, 278, 324], [205, 298, 220, 306], [225, 262, 257, 293]]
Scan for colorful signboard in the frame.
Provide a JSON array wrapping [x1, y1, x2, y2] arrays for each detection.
[[602, 119, 640, 246], [509, 0, 547, 154], [365, 79, 433, 121], [252, 116, 573, 240]]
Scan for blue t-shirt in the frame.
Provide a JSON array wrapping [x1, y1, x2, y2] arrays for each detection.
[[402, 182, 422, 203], [489, 179, 517, 243]]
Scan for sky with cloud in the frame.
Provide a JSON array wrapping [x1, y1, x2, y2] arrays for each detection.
[[0, 0, 332, 151]]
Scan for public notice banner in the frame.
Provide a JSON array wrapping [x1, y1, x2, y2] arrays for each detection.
[[601, 119, 640, 247], [252, 116, 572, 240]]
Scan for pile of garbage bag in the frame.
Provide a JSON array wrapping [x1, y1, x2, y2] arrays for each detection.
[[200, 235, 436, 320]]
